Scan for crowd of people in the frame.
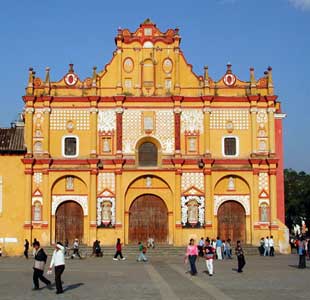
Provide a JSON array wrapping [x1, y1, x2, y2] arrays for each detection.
[[258, 236, 275, 256], [185, 236, 246, 277]]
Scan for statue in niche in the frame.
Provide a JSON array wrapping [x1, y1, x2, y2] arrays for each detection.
[[103, 138, 111, 152], [260, 204, 268, 222], [146, 176, 152, 187], [33, 202, 41, 221], [66, 176, 74, 190], [187, 200, 199, 226], [101, 201, 112, 226], [227, 176, 235, 191]]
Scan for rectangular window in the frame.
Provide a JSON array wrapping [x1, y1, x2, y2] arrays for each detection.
[[224, 137, 237, 156], [64, 137, 77, 156]]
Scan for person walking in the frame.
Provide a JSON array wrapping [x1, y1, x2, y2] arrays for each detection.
[[264, 236, 270, 256], [32, 241, 51, 290], [48, 242, 66, 294], [198, 237, 205, 257], [186, 238, 198, 276], [71, 239, 81, 259], [204, 240, 215, 276], [298, 237, 306, 269], [269, 236, 275, 256], [113, 238, 126, 260], [225, 239, 232, 259], [24, 239, 29, 259], [235, 240, 246, 273], [137, 242, 148, 262], [215, 237, 223, 260]]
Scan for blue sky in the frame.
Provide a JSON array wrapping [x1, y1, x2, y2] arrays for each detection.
[[0, 0, 309, 171]]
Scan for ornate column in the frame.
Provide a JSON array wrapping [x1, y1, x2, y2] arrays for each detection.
[[116, 107, 124, 156], [174, 169, 182, 245], [42, 106, 50, 156], [116, 48, 123, 95], [268, 107, 276, 155], [174, 47, 180, 95], [90, 107, 98, 157], [203, 107, 211, 154], [269, 169, 277, 227], [42, 168, 50, 238], [25, 107, 34, 156], [204, 169, 212, 229], [174, 108, 181, 155], [89, 167, 98, 243], [23, 160, 33, 241], [250, 107, 257, 154], [115, 168, 123, 234]]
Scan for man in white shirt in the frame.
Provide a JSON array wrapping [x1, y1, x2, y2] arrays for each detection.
[[269, 235, 275, 256], [264, 236, 270, 256], [49, 243, 65, 294]]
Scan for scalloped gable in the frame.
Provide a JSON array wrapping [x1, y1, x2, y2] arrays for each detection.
[[97, 188, 115, 198], [182, 186, 204, 196]]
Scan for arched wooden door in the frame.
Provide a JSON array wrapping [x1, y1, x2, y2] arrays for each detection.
[[55, 201, 84, 244], [218, 201, 246, 243], [129, 194, 168, 244]]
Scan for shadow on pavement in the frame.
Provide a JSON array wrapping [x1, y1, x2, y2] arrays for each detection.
[[63, 283, 84, 292]]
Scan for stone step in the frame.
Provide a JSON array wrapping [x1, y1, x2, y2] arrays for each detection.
[[43, 245, 262, 256]]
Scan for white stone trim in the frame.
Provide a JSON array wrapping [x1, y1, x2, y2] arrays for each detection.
[[258, 199, 269, 206], [52, 195, 88, 216], [214, 195, 250, 216], [96, 197, 116, 226], [181, 195, 205, 226], [32, 196, 43, 205], [274, 113, 286, 119]]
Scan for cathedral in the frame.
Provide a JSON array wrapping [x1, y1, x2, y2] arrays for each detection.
[[0, 20, 290, 254]]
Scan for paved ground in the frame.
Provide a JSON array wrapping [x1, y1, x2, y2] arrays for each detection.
[[0, 253, 309, 300]]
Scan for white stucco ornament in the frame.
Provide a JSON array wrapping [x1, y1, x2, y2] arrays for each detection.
[[181, 195, 205, 226]]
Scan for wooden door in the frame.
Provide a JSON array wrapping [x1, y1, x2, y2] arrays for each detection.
[[129, 194, 168, 244], [218, 201, 246, 243], [55, 201, 84, 245]]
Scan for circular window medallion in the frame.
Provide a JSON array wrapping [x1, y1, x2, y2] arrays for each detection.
[[64, 73, 78, 86], [123, 57, 134, 73], [66, 121, 74, 132], [226, 120, 234, 132], [163, 58, 173, 74], [223, 74, 236, 86]]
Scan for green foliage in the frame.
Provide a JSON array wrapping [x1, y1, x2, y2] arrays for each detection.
[[284, 168, 310, 231]]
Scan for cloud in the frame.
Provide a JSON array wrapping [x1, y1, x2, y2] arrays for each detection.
[[288, 0, 310, 10]]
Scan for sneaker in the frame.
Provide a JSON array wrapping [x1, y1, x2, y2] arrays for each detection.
[[113, 258, 118, 261], [121, 257, 126, 260]]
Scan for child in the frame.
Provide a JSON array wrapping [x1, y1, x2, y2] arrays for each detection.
[[137, 242, 147, 262], [113, 238, 125, 260]]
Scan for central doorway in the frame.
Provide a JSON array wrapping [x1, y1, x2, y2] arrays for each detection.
[[129, 194, 168, 244], [218, 201, 246, 243], [55, 201, 84, 245]]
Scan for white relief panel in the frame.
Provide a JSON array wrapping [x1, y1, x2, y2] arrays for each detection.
[[210, 109, 249, 130], [214, 195, 250, 216], [256, 109, 268, 124], [181, 195, 205, 226], [181, 110, 204, 133], [258, 172, 269, 192], [156, 110, 175, 154], [98, 173, 115, 193], [97, 197, 116, 226], [181, 172, 204, 192], [122, 110, 141, 154], [52, 195, 88, 215], [50, 109, 90, 130], [33, 172, 43, 186], [98, 110, 116, 132]]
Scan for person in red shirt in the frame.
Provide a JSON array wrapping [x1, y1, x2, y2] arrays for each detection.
[[113, 238, 126, 261]]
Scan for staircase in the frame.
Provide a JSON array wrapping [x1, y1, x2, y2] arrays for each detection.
[[43, 244, 261, 257]]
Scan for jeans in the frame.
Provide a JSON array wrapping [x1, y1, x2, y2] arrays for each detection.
[[137, 252, 147, 261], [216, 247, 222, 260], [237, 255, 246, 272], [188, 255, 197, 275], [33, 268, 51, 288], [264, 246, 270, 256]]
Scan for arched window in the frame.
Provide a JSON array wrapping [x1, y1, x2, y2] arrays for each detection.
[[138, 142, 157, 166], [260, 203, 269, 222]]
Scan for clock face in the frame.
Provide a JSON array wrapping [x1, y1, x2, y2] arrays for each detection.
[[123, 57, 134, 73], [223, 74, 236, 86], [64, 73, 78, 86]]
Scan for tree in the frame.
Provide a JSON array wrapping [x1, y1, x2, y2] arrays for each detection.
[[284, 168, 310, 234]]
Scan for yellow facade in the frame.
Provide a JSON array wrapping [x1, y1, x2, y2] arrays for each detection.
[[0, 20, 290, 255]]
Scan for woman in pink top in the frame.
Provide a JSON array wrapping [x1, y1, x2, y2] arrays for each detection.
[[186, 238, 198, 275]]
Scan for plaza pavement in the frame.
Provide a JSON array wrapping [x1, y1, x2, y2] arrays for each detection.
[[0, 253, 309, 300]]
